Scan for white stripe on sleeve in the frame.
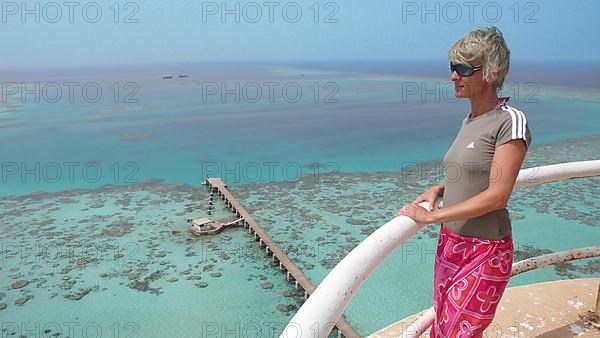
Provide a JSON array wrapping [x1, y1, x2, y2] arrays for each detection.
[[502, 106, 527, 141]]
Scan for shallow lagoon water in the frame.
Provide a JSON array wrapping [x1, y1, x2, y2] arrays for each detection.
[[1, 64, 599, 337]]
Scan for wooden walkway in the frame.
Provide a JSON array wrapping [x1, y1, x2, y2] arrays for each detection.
[[204, 178, 360, 338]]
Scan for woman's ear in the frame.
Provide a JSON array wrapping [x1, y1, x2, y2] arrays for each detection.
[[490, 71, 500, 87]]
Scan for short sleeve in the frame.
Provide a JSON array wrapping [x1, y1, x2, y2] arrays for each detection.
[[496, 106, 532, 150]]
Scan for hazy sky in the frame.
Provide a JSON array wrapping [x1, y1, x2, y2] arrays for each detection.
[[2, 0, 599, 68]]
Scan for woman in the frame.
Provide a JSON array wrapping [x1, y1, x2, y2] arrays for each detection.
[[397, 26, 532, 337]]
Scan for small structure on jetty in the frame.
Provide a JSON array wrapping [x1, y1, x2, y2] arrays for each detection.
[[188, 216, 244, 236]]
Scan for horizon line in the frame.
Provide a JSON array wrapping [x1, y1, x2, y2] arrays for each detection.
[[3, 58, 600, 72]]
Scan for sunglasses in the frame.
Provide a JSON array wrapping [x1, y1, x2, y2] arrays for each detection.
[[449, 62, 482, 76]]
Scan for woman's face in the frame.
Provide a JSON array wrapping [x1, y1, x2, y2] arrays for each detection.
[[450, 62, 490, 100]]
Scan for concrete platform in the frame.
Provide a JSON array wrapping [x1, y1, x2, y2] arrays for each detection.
[[369, 278, 599, 337]]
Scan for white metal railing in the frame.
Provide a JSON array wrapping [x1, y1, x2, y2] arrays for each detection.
[[280, 160, 600, 338], [511, 246, 600, 276]]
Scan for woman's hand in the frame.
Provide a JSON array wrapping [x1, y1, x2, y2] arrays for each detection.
[[396, 184, 443, 223], [397, 203, 438, 224], [410, 185, 443, 211]]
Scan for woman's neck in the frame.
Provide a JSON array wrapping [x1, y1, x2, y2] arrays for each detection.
[[469, 91, 499, 118]]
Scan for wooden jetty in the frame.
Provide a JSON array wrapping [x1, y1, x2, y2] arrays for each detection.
[[202, 178, 359, 338]]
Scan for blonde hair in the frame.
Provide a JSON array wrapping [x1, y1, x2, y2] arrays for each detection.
[[448, 26, 510, 89]]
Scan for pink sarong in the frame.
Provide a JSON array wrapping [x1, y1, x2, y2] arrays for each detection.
[[431, 224, 513, 338]]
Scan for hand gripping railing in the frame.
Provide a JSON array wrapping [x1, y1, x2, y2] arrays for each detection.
[[279, 160, 600, 338]]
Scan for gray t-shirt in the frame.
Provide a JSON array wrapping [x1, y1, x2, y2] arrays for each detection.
[[442, 104, 532, 240]]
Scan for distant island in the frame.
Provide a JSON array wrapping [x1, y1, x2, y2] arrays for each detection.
[[162, 74, 189, 79]]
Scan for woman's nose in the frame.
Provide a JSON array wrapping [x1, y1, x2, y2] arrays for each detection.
[[450, 71, 460, 81]]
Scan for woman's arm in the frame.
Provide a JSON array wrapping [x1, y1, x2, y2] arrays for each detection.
[[429, 139, 527, 223]]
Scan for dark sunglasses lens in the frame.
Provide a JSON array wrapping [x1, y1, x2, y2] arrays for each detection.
[[454, 64, 472, 76]]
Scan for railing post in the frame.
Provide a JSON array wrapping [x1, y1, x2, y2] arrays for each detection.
[[596, 283, 600, 321]]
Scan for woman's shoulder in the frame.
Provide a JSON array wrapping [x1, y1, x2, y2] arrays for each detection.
[[497, 104, 528, 118], [485, 103, 529, 128], [493, 104, 532, 149]]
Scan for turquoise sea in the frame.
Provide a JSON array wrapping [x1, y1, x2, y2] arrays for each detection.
[[1, 62, 599, 337]]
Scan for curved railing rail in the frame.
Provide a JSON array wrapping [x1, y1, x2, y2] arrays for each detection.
[[511, 246, 600, 276], [279, 160, 600, 338]]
